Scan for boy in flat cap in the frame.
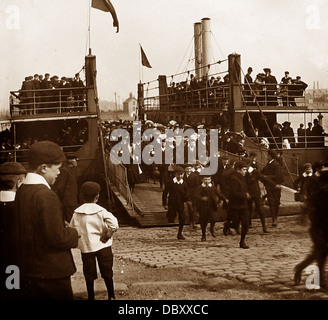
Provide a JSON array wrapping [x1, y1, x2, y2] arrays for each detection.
[[70, 181, 119, 300], [163, 166, 188, 240], [13, 141, 79, 300], [0, 162, 26, 300], [194, 175, 228, 241]]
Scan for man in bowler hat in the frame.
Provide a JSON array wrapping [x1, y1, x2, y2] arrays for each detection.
[[13, 141, 79, 300]]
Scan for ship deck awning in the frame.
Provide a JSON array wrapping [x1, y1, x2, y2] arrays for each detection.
[[9, 112, 98, 123]]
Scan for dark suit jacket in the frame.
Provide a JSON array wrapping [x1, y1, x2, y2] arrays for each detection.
[[261, 159, 283, 186], [194, 184, 226, 211], [228, 171, 249, 210], [184, 172, 200, 200], [14, 184, 78, 279], [162, 179, 187, 209], [246, 169, 276, 197], [52, 166, 78, 207]]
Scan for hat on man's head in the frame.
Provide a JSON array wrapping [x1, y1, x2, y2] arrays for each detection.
[[174, 166, 185, 174], [81, 181, 101, 200], [302, 163, 312, 171], [0, 162, 27, 175], [234, 160, 248, 171], [263, 68, 271, 73], [28, 141, 66, 165]]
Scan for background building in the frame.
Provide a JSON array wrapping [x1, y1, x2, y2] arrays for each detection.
[[123, 93, 137, 119]]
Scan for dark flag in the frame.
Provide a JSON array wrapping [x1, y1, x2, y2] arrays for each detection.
[[91, 0, 119, 33], [140, 45, 152, 68]]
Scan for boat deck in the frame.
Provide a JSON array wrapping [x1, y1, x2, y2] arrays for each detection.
[[126, 181, 302, 228]]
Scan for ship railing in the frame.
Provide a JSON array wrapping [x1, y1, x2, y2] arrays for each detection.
[[248, 135, 326, 149], [142, 83, 230, 111], [242, 83, 307, 107], [0, 143, 86, 164], [105, 151, 134, 212], [10, 87, 89, 116]]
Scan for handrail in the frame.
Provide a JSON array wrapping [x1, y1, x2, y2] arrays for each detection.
[[105, 151, 135, 213], [10, 86, 90, 116]]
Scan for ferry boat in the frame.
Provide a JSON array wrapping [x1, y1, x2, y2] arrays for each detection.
[[2, 18, 327, 227], [1, 51, 116, 212], [105, 18, 328, 226]]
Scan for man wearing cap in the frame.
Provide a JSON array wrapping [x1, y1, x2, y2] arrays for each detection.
[[292, 76, 308, 97], [71, 73, 85, 111], [263, 68, 278, 106], [261, 149, 284, 227], [280, 71, 292, 106], [40, 73, 51, 113], [312, 119, 324, 147], [13, 141, 79, 300], [244, 67, 254, 106], [228, 161, 250, 248], [184, 164, 200, 230], [52, 152, 79, 222], [195, 175, 228, 241], [162, 166, 188, 240], [281, 121, 295, 148], [0, 162, 27, 300]]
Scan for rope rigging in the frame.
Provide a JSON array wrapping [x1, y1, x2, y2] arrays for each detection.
[[236, 60, 295, 182]]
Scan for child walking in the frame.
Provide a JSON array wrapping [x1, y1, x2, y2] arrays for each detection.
[[70, 181, 119, 300]]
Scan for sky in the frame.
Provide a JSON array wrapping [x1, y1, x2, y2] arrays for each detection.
[[0, 0, 328, 113]]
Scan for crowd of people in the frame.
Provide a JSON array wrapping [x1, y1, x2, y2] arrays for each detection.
[[16, 72, 86, 114], [243, 68, 308, 107], [0, 122, 88, 164], [1, 142, 118, 301], [159, 67, 308, 110], [247, 118, 325, 149], [167, 73, 230, 108], [1, 118, 327, 300]]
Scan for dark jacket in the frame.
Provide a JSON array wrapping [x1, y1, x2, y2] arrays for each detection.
[[261, 159, 283, 186], [162, 179, 187, 208], [194, 183, 226, 212], [52, 166, 78, 207], [228, 171, 249, 210], [14, 184, 78, 279], [246, 169, 276, 197], [184, 172, 200, 200]]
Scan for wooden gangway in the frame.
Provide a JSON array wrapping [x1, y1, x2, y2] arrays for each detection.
[[112, 178, 302, 228]]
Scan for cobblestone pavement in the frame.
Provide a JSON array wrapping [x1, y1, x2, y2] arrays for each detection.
[[71, 215, 328, 300]]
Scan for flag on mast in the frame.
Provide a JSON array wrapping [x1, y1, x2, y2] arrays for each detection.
[[140, 45, 152, 68], [91, 0, 119, 33]]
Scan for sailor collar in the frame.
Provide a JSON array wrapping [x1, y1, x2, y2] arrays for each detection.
[[201, 183, 212, 188], [24, 172, 51, 189], [173, 177, 184, 184]]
